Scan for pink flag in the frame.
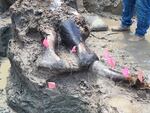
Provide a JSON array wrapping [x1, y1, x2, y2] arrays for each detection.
[[48, 82, 56, 89], [103, 48, 111, 61], [103, 48, 116, 69], [107, 57, 116, 69], [43, 38, 49, 48], [121, 67, 130, 78], [71, 46, 77, 53], [137, 70, 144, 83]]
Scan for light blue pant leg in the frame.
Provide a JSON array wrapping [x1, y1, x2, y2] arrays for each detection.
[[135, 0, 150, 37], [121, 0, 136, 27]]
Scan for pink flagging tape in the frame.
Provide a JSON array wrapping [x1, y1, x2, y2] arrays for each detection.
[[43, 38, 49, 48], [71, 46, 77, 53], [137, 70, 144, 83], [107, 57, 116, 69], [48, 82, 56, 89], [103, 48, 116, 69], [121, 67, 130, 78], [103, 48, 111, 60]]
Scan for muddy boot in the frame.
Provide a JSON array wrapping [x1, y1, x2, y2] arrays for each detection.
[[60, 19, 99, 68], [37, 28, 66, 72], [111, 25, 130, 32], [128, 35, 145, 42], [78, 43, 99, 68], [76, 0, 85, 13]]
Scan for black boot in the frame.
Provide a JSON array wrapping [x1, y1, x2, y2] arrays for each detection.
[[59, 19, 99, 68]]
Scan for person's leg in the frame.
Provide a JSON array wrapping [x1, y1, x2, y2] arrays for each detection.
[[112, 0, 136, 31], [121, 0, 136, 27], [135, 0, 150, 37]]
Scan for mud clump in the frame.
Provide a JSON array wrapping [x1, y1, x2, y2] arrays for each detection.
[[6, 0, 101, 112], [0, 0, 16, 13], [0, 17, 12, 57]]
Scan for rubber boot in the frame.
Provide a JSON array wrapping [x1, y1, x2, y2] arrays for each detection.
[[60, 19, 99, 68]]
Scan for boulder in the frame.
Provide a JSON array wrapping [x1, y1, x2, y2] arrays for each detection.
[[0, 17, 12, 57]]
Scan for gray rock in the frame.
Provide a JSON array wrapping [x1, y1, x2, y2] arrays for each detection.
[[0, 17, 12, 57], [0, 0, 16, 13], [84, 0, 122, 15], [83, 14, 108, 31]]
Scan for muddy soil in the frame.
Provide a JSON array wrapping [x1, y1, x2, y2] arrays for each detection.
[[87, 17, 150, 72], [0, 15, 150, 112], [0, 58, 16, 113]]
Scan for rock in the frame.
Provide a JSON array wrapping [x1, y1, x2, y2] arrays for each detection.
[[0, 17, 12, 57], [0, 0, 16, 13], [83, 14, 108, 31], [0, 0, 8, 13], [64, 0, 77, 9], [84, 0, 122, 15], [6, 0, 16, 5], [65, 0, 86, 13]]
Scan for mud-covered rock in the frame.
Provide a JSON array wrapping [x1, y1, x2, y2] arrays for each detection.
[[6, 0, 150, 113], [0, 17, 12, 57], [84, 0, 122, 15], [64, 0, 122, 15], [64, 0, 77, 9], [0, 0, 16, 13], [6, 0, 99, 112], [83, 14, 108, 31]]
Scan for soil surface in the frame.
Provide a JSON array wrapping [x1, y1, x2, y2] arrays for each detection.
[[87, 17, 150, 72], [0, 57, 15, 113], [0, 15, 150, 113]]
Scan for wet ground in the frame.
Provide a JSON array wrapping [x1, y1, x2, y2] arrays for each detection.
[[0, 57, 16, 113], [87, 17, 150, 72], [0, 17, 150, 113]]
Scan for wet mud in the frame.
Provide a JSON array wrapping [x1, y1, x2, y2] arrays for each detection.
[[0, 17, 149, 113], [0, 58, 15, 113], [87, 18, 150, 71], [0, 0, 150, 113]]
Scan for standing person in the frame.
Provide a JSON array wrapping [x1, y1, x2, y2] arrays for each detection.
[[112, 0, 150, 41]]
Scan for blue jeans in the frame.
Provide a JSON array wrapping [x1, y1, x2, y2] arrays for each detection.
[[121, 0, 150, 37]]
